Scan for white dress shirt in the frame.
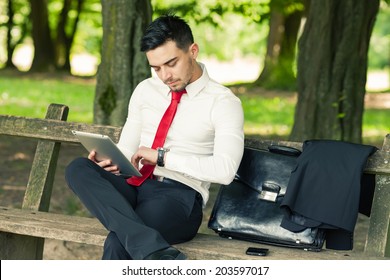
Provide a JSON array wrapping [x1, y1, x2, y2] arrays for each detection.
[[117, 63, 244, 205]]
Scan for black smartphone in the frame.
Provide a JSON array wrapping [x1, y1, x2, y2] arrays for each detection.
[[246, 247, 269, 256]]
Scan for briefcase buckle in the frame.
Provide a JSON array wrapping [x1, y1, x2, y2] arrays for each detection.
[[258, 182, 281, 202]]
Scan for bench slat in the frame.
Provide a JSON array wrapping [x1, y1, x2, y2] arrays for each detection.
[[365, 135, 390, 256], [175, 232, 386, 260], [0, 114, 388, 174], [0, 115, 122, 143], [0, 207, 107, 246], [0, 207, 384, 260], [22, 104, 69, 211]]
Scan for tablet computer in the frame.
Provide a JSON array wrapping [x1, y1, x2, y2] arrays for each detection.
[[72, 130, 142, 177]]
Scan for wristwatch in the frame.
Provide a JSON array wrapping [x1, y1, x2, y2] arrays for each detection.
[[157, 147, 170, 167]]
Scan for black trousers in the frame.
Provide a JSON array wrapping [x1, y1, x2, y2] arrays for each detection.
[[65, 157, 203, 260]]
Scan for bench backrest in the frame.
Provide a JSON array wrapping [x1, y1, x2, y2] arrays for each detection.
[[1, 104, 389, 209], [2, 104, 388, 172]]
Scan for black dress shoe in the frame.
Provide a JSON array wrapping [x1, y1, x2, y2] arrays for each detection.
[[144, 247, 187, 260]]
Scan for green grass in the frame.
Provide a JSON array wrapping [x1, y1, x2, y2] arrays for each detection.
[[1, 73, 389, 145], [362, 108, 390, 145], [240, 94, 295, 137], [0, 74, 94, 123]]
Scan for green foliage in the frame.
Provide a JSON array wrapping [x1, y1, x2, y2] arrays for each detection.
[[72, 0, 102, 57], [369, 2, 390, 69], [152, 0, 271, 24], [0, 0, 102, 68], [1, 0, 388, 76], [194, 15, 267, 60], [0, 0, 388, 95], [0, 0, 30, 64], [152, 0, 270, 60], [46, 0, 102, 57]]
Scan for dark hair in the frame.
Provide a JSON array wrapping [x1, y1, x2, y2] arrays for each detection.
[[140, 15, 194, 52]]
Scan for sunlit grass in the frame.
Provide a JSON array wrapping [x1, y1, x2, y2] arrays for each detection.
[[362, 108, 390, 145], [0, 74, 94, 123], [240, 94, 295, 137]]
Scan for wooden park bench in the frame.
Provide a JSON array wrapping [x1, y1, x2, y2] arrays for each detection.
[[0, 103, 389, 260]]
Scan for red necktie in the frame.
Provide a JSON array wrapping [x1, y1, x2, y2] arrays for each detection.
[[127, 89, 186, 186]]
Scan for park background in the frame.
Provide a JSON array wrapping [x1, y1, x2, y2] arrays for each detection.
[[0, 0, 389, 259]]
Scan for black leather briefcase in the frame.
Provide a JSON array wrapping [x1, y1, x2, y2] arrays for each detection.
[[208, 145, 326, 251]]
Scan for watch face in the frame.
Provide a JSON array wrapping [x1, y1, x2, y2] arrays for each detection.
[[157, 148, 165, 167]]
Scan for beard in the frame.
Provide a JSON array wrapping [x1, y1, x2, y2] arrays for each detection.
[[165, 58, 196, 91], [166, 78, 190, 92]]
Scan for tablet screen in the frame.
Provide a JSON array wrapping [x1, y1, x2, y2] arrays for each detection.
[[72, 130, 142, 177]]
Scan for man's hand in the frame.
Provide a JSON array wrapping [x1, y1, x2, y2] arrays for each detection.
[[131, 146, 158, 170], [88, 150, 120, 174]]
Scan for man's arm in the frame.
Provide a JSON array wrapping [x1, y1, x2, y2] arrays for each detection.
[[164, 95, 244, 185]]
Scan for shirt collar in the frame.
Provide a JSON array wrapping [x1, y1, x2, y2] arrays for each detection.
[[185, 62, 209, 98]]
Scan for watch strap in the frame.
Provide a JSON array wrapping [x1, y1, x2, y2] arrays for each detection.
[[157, 147, 168, 167]]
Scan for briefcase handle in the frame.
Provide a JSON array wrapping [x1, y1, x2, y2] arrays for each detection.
[[268, 145, 301, 157]]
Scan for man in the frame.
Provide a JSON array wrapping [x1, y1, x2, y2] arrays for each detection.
[[65, 15, 244, 260]]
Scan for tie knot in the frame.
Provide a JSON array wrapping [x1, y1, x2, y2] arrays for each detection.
[[172, 89, 187, 102]]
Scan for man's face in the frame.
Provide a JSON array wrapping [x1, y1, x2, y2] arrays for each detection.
[[146, 40, 199, 92]]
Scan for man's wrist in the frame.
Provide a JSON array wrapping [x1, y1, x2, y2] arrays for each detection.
[[156, 147, 170, 167]]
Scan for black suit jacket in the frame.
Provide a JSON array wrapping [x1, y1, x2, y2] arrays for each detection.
[[280, 140, 377, 250]]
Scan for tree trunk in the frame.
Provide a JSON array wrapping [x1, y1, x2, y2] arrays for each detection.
[[29, 0, 56, 72], [255, 9, 284, 85], [5, 0, 17, 69], [94, 0, 152, 126], [254, 1, 303, 90], [55, 0, 84, 72], [5, 0, 29, 69], [290, 0, 379, 143]]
